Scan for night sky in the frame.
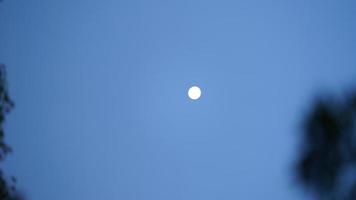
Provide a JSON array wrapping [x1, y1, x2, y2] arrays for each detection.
[[1, 0, 356, 199]]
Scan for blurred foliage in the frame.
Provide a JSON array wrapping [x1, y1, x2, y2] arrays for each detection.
[[0, 64, 22, 200], [297, 91, 356, 200]]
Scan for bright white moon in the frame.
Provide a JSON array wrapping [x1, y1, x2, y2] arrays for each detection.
[[188, 86, 201, 100]]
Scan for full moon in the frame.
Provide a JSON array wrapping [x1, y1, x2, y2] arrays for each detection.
[[188, 86, 201, 100]]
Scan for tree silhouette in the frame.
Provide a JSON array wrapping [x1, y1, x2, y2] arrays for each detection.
[[0, 64, 22, 200], [297, 91, 356, 200]]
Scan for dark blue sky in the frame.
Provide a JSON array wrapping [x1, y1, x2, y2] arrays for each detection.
[[1, 0, 356, 199]]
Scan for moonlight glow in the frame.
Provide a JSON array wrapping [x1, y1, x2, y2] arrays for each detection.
[[188, 86, 201, 100]]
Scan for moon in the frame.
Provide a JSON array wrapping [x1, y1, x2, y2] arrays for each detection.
[[188, 86, 201, 100]]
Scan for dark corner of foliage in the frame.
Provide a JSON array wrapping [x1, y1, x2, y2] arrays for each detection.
[[0, 64, 23, 200], [296, 90, 356, 200]]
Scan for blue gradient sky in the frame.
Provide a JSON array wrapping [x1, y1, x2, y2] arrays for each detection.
[[1, 0, 356, 199]]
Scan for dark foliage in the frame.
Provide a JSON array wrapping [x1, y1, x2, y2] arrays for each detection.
[[297, 92, 356, 200], [0, 64, 22, 200]]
